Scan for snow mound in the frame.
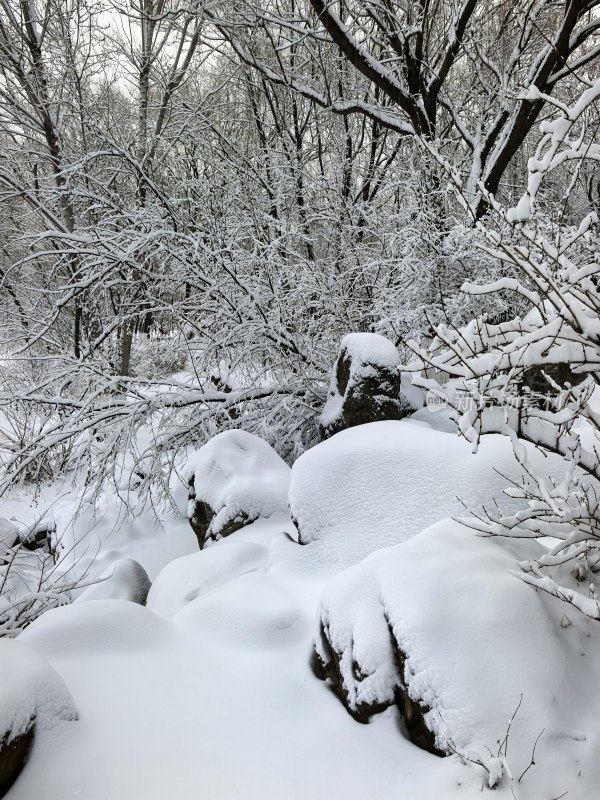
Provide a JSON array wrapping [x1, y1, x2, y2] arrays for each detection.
[[147, 540, 268, 618], [289, 419, 567, 569], [320, 333, 406, 438], [184, 430, 290, 548], [174, 571, 301, 649], [77, 558, 151, 605], [314, 520, 567, 782], [20, 599, 173, 657], [0, 639, 77, 739]]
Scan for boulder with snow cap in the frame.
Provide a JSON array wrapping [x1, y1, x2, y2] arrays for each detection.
[[0, 639, 77, 797], [312, 519, 566, 779], [288, 419, 567, 569], [319, 333, 407, 440], [185, 430, 291, 549]]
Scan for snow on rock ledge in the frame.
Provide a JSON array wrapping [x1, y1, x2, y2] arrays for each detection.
[[184, 430, 291, 549], [313, 520, 566, 781], [319, 333, 407, 439], [0, 639, 77, 796]]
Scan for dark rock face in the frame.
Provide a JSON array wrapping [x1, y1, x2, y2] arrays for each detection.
[[0, 719, 34, 798], [319, 335, 407, 440], [311, 625, 391, 725], [312, 622, 445, 757], [188, 477, 251, 550]]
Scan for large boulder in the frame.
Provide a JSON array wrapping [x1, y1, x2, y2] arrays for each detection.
[[312, 520, 567, 785], [0, 639, 77, 797], [319, 333, 407, 439], [184, 430, 291, 549], [77, 558, 152, 605]]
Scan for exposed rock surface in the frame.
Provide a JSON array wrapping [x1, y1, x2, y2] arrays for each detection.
[[319, 333, 407, 439], [0, 721, 34, 799], [18, 524, 57, 559]]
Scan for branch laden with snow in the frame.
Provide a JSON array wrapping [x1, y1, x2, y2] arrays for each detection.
[[406, 79, 600, 619]]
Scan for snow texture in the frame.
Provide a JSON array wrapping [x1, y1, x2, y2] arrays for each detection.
[[6, 421, 600, 800], [289, 419, 567, 569], [185, 430, 290, 545], [147, 541, 268, 618], [0, 519, 18, 551]]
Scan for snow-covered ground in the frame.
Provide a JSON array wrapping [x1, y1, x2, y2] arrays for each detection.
[[2, 417, 600, 800]]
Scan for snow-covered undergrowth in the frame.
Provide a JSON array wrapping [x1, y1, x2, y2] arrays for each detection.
[[2, 417, 600, 800]]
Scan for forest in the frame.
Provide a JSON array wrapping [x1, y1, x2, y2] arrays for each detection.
[[0, 1, 599, 798]]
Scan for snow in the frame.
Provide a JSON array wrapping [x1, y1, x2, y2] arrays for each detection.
[[0, 638, 77, 740], [333, 332, 400, 370], [0, 518, 18, 551], [184, 429, 291, 543], [146, 541, 268, 618], [20, 600, 174, 657], [4, 420, 600, 800], [288, 419, 567, 570]]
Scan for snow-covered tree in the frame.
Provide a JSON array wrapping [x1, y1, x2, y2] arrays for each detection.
[[407, 79, 600, 619]]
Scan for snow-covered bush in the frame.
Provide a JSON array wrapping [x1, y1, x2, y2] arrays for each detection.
[[408, 80, 600, 619], [0, 543, 80, 638], [129, 336, 188, 379]]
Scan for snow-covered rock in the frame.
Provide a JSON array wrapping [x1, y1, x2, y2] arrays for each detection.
[[77, 558, 152, 605], [313, 519, 567, 783], [0, 639, 77, 795], [288, 419, 567, 570], [184, 430, 290, 549], [319, 333, 407, 439]]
